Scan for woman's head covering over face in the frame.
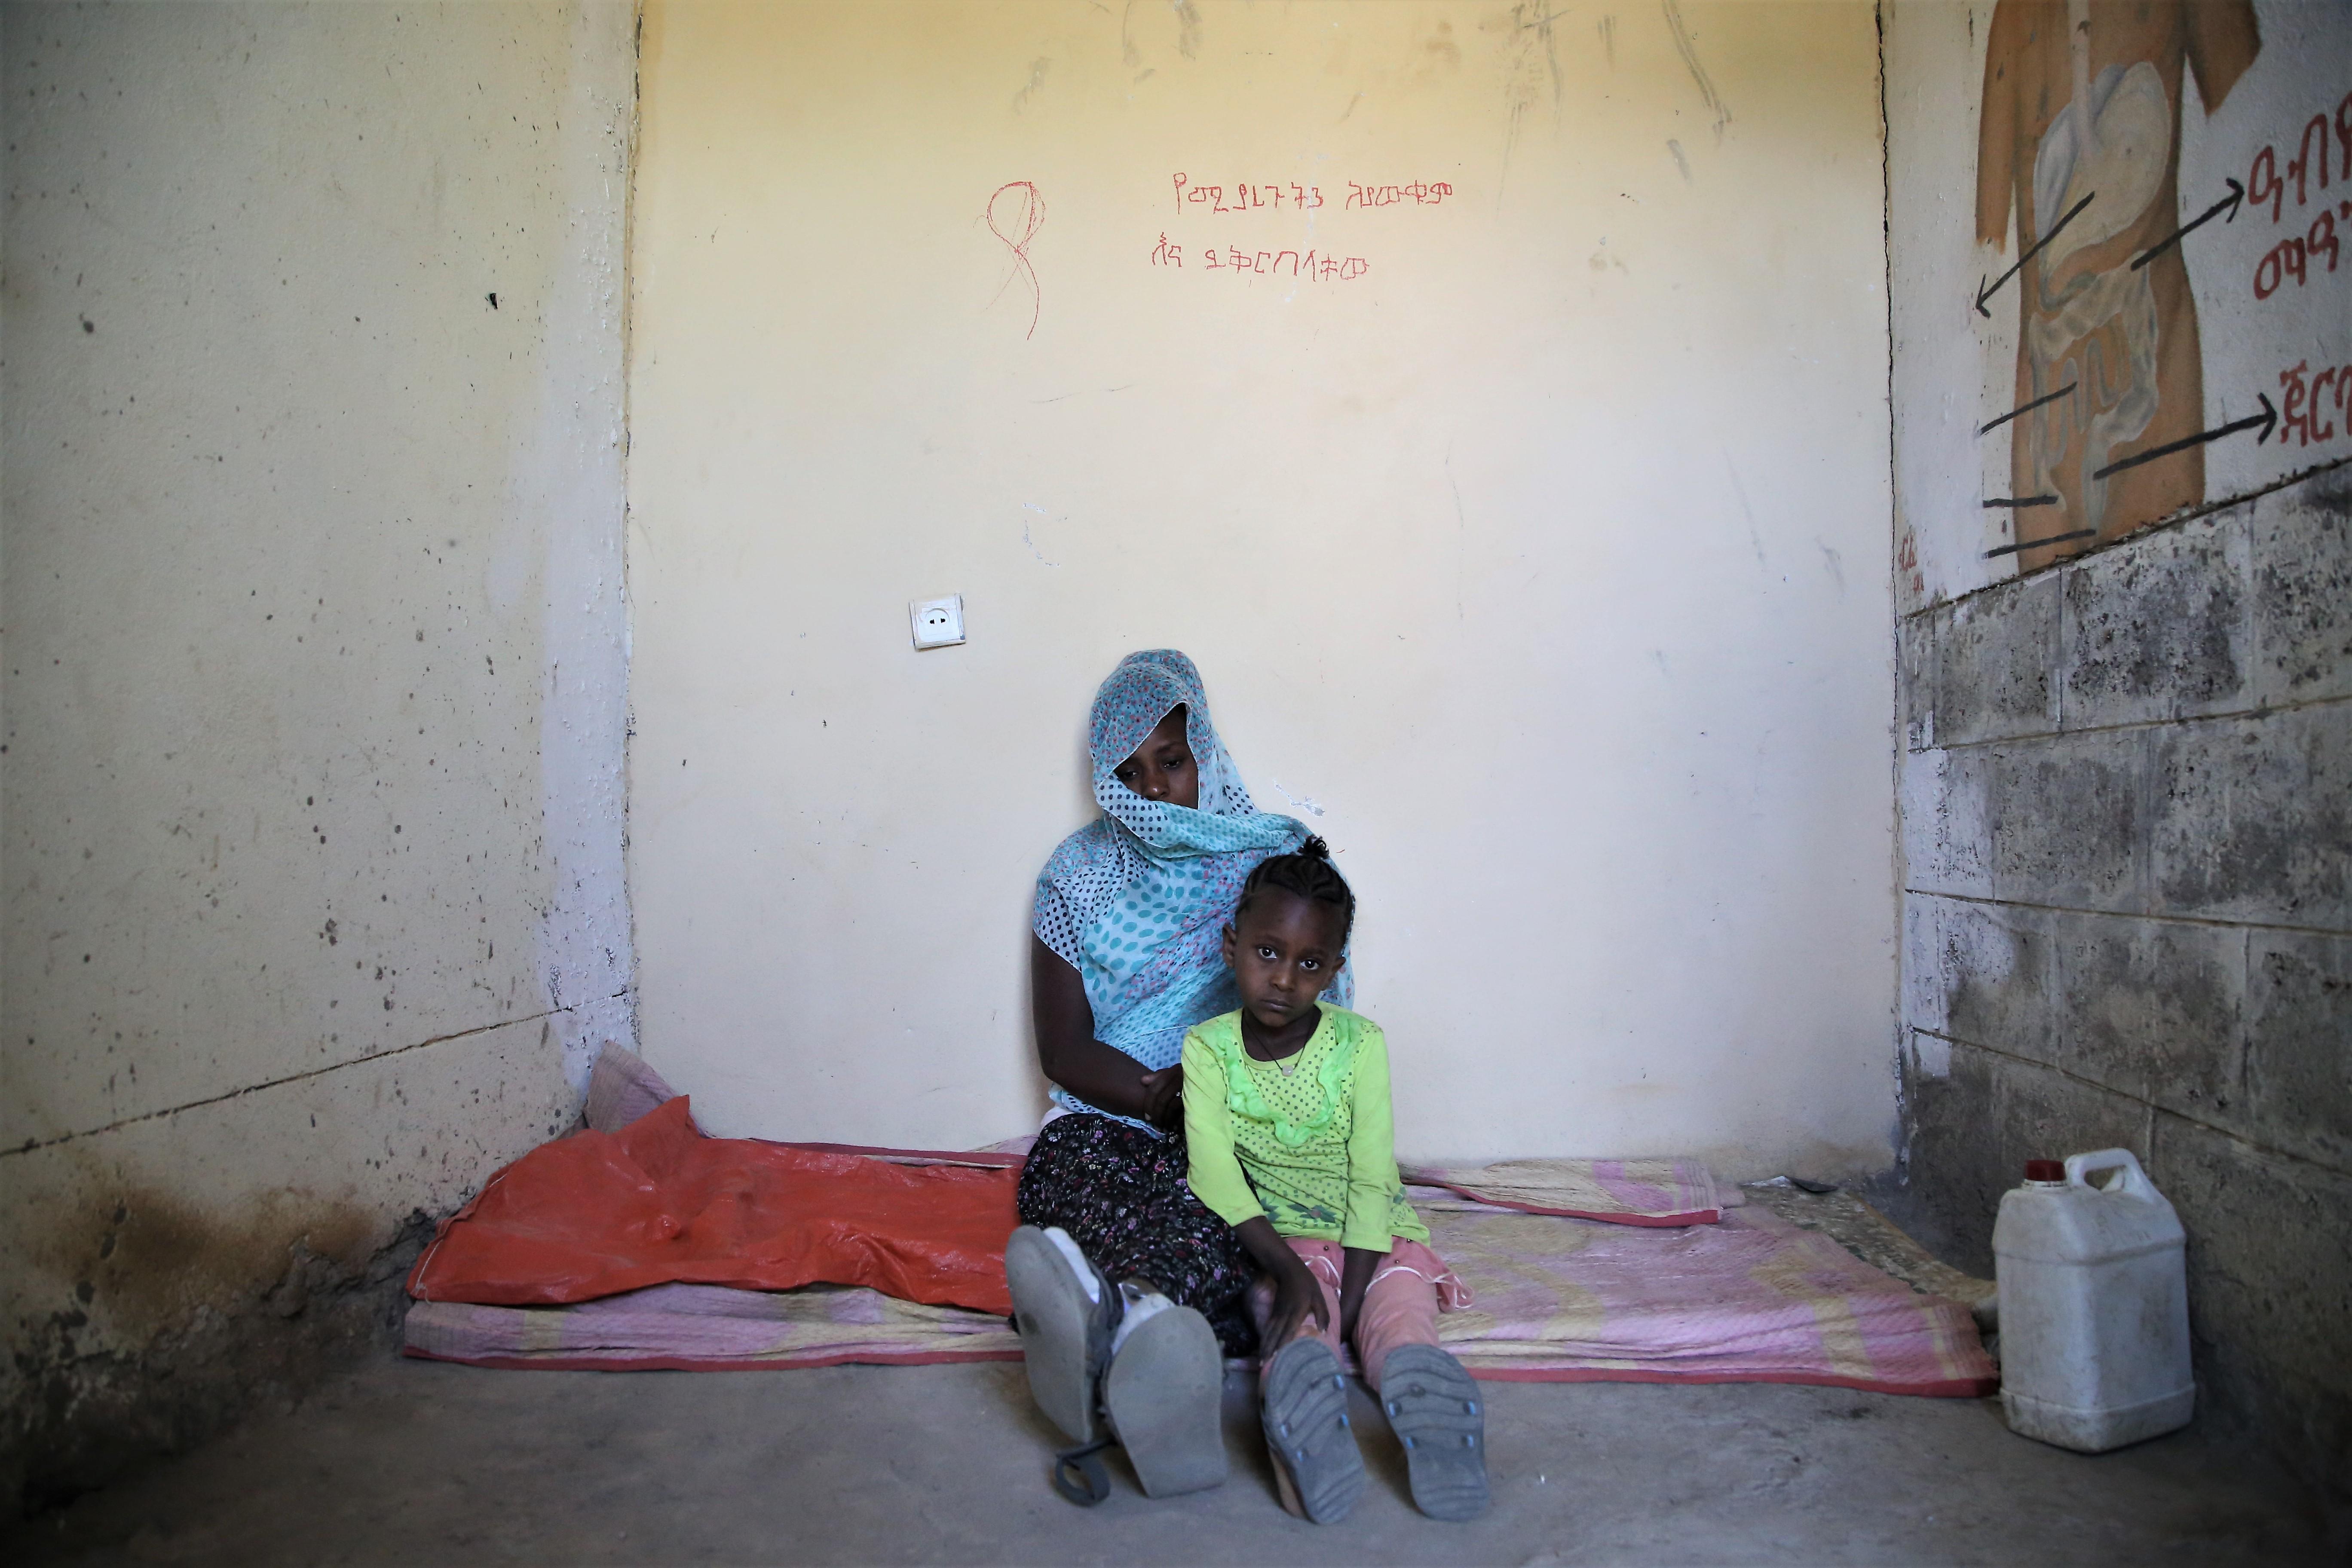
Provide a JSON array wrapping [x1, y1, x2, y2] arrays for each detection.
[[1035, 652, 1338, 1123], [1084, 649, 1262, 847]]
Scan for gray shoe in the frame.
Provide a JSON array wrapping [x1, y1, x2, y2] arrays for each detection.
[[1259, 1337, 1365, 1523], [1380, 1343, 1488, 1521], [1103, 1292, 1227, 1497], [1007, 1227, 1227, 1503], [1005, 1225, 1114, 1447]]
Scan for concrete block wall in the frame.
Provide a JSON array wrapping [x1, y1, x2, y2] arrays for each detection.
[[1897, 464, 2352, 1496]]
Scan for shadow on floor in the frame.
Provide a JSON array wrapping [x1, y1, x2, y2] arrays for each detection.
[[1, 1349, 2330, 1566]]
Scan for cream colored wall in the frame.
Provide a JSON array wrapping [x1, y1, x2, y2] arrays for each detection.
[[1, 1, 636, 1479], [628, 0, 1896, 1170]]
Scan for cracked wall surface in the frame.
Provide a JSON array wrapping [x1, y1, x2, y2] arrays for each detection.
[[0, 1, 637, 1512]]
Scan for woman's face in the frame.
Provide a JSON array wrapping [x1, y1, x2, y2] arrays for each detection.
[[1112, 706, 1199, 809]]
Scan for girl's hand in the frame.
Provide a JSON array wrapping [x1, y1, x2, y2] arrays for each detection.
[[1265, 1256, 1332, 1352], [1234, 1216, 1330, 1351], [1139, 1064, 1184, 1130]]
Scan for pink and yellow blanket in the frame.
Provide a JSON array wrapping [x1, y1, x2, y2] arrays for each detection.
[[404, 1132, 1991, 1397]]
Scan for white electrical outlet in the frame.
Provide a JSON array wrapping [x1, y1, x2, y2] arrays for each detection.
[[910, 594, 965, 650]]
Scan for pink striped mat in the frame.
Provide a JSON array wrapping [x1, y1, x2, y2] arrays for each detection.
[[1400, 1156, 1721, 1225], [405, 1187, 1992, 1396], [1416, 1197, 1991, 1394]]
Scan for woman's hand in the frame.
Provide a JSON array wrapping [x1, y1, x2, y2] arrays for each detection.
[[1139, 1064, 1185, 1130], [1031, 937, 1168, 1123]]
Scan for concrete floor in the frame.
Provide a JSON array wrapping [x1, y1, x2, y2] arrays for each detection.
[[4, 1354, 2331, 1566]]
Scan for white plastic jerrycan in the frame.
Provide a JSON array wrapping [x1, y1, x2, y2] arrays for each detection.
[[1994, 1148, 2193, 1452]]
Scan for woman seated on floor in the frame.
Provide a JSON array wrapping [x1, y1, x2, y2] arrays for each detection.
[[1014, 649, 1327, 1356]]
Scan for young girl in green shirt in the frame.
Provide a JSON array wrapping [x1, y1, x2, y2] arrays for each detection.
[[1182, 839, 1487, 1525]]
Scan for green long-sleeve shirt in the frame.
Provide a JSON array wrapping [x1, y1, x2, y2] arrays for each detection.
[[1180, 1006, 1428, 1253]]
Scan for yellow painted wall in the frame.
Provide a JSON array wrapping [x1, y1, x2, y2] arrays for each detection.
[[627, 0, 1897, 1171]]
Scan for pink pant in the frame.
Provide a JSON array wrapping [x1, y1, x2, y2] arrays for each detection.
[[1245, 1237, 1468, 1393]]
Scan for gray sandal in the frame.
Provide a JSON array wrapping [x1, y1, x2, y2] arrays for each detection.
[[1259, 1337, 1365, 1524], [1379, 1343, 1488, 1521]]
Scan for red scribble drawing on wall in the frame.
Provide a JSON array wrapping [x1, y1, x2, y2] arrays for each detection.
[[986, 181, 1046, 340]]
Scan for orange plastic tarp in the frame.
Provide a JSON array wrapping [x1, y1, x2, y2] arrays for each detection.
[[406, 1098, 1021, 1315]]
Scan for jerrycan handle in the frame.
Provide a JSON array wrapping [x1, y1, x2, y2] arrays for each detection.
[[2065, 1148, 2150, 1197]]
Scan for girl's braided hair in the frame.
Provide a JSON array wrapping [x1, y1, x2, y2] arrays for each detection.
[[1235, 836, 1355, 945]]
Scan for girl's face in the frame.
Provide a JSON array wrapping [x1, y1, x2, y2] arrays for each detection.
[[1112, 705, 1199, 809], [1222, 889, 1347, 1038]]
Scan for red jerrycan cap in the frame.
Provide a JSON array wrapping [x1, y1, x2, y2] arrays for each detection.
[[2024, 1159, 2064, 1182]]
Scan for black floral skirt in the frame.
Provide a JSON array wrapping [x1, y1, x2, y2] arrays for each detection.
[[1015, 1112, 1259, 1356]]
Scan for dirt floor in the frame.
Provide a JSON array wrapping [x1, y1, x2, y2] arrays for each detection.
[[4, 1348, 2332, 1566]]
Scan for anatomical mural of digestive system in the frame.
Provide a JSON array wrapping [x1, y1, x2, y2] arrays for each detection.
[[1975, 0, 2260, 569]]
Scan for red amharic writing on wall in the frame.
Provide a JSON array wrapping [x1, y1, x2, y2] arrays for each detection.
[[1342, 180, 1453, 209], [2246, 88, 2350, 299], [1150, 233, 1368, 281], [1170, 174, 1453, 214], [1175, 176, 1322, 213], [2277, 359, 2351, 447]]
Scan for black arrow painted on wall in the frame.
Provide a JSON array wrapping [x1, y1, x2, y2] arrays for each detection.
[[2092, 394, 2277, 481], [1977, 192, 2096, 316], [2131, 179, 2245, 271], [1979, 382, 2078, 436], [1984, 527, 2097, 559]]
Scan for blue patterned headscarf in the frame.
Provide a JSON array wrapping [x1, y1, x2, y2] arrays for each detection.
[[1033, 651, 1338, 1127]]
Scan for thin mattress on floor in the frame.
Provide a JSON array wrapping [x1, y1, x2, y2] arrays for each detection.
[[405, 1148, 1993, 1396]]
